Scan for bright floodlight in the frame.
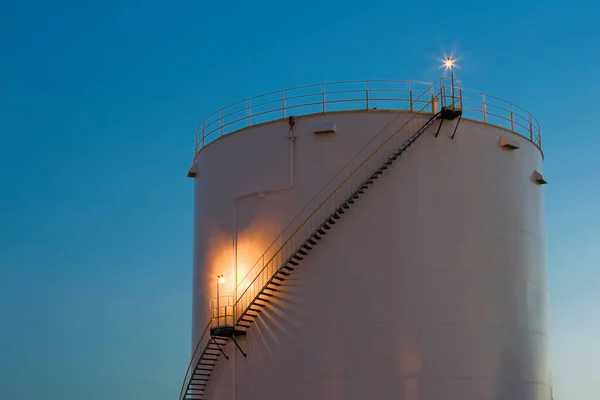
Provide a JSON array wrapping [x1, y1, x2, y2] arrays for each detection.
[[217, 274, 226, 285], [444, 57, 455, 69]]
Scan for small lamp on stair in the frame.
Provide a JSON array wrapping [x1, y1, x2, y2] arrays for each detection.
[[216, 274, 226, 327]]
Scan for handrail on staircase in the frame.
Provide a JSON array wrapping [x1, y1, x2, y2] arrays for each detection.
[[179, 320, 211, 400], [233, 77, 444, 301], [231, 79, 449, 322], [180, 78, 456, 399]]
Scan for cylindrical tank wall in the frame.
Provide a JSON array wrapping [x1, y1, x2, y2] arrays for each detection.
[[192, 111, 550, 400]]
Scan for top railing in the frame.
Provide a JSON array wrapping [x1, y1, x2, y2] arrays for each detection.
[[194, 79, 542, 154]]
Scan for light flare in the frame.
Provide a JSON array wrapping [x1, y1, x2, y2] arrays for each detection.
[[440, 54, 459, 70]]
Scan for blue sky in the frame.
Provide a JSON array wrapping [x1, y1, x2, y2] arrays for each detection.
[[1, 1, 598, 399]]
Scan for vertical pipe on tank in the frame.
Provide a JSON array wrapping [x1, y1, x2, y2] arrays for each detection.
[[289, 116, 296, 186]]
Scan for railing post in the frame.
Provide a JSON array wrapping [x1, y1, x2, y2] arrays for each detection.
[[459, 88, 463, 109], [529, 114, 533, 141], [482, 95, 487, 123], [281, 90, 285, 118], [247, 99, 251, 127], [365, 81, 369, 110], [439, 85, 445, 108], [510, 104, 515, 132], [432, 96, 438, 114], [409, 91, 413, 112], [220, 110, 224, 137], [322, 84, 325, 113], [201, 120, 206, 148]]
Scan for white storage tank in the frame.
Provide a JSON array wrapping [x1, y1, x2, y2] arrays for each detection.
[[181, 78, 551, 400]]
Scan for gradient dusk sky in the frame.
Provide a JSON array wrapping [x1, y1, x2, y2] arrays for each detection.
[[1, 1, 599, 399]]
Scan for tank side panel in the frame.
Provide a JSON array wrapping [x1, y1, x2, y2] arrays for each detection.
[[202, 117, 550, 400]]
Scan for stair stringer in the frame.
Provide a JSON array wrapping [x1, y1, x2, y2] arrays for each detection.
[[180, 77, 460, 397], [180, 111, 443, 400]]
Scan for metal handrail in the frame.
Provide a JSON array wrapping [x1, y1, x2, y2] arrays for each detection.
[[179, 80, 443, 400], [232, 78, 443, 300], [193, 79, 541, 156], [232, 79, 453, 322]]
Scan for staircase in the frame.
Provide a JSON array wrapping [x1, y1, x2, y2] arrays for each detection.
[[180, 79, 462, 400]]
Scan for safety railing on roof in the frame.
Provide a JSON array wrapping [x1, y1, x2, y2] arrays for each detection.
[[230, 78, 446, 323], [181, 79, 542, 399], [194, 79, 541, 154]]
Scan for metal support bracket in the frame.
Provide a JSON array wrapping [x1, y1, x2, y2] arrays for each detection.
[[450, 115, 463, 140], [231, 336, 247, 358], [434, 118, 445, 137], [211, 336, 229, 360]]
